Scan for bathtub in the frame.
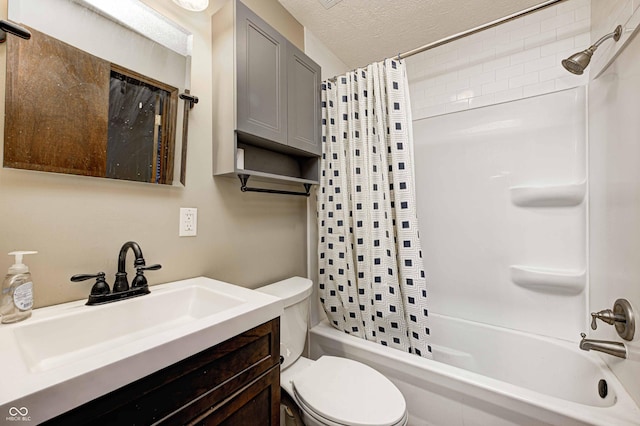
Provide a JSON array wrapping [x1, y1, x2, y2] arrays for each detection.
[[309, 314, 640, 426]]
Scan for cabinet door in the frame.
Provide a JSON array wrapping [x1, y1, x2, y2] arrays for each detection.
[[287, 44, 322, 156], [236, 1, 287, 145]]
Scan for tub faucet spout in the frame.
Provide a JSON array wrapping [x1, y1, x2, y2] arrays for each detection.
[[579, 333, 627, 359]]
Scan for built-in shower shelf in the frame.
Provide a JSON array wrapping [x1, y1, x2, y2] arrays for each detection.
[[510, 265, 585, 294], [510, 181, 586, 207]]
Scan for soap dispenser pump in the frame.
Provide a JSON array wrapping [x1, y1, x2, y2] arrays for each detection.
[[1, 251, 37, 324]]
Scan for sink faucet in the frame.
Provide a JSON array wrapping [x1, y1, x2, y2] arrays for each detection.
[[113, 241, 147, 292], [579, 333, 627, 359], [70, 241, 161, 305]]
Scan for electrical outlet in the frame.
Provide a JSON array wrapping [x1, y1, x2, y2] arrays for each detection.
[[179, 207, 197, 237]]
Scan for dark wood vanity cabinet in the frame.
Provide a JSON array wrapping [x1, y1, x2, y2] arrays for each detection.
[[44, 319, 280, 426]]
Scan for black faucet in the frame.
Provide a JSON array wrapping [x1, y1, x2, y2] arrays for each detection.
[[114, 241, 146, 292], [71, 241, 161, 305]]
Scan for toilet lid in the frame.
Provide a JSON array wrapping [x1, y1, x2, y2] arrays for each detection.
[[292, 356, 406, 426]]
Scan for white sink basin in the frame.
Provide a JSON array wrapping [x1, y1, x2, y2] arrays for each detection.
[[0, 277, 283, 423], [15, 284, 245, 372]]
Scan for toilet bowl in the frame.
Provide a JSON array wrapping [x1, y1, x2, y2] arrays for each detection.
[[257, 277, 408, 426]]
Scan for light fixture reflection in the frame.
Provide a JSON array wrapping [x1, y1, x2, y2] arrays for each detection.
[[172, 0, 209, 12]]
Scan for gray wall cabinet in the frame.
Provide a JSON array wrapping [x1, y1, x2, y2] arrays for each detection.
[[236, 5, 287, 146], [212, 0, 321, 187], [287, 43, 322, 156]]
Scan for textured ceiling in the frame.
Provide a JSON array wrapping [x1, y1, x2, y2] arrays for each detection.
[[278, 0, 555, 68]]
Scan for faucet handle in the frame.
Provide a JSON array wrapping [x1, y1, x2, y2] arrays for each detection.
[[139, 264, 162, 271], [131, 264, 162, 288], [590, 309, 625, 330], [71, 272, 110, 296]]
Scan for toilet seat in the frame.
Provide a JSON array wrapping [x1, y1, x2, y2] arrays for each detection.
[[295, 395, 408, 426], [291, 356, 407, 426]]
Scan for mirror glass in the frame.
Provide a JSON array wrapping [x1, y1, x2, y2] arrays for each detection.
[[5, 0, 192, 185]]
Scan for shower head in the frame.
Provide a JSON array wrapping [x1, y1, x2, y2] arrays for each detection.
[[562, 48, 596, 75], [562, 25, 622, 75]]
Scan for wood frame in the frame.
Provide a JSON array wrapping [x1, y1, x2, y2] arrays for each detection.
[[4, 26, 179, 185]]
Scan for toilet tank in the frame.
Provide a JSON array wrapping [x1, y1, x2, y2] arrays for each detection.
[[256, 277, 313, 370]]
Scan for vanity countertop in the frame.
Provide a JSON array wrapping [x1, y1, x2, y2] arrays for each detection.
[[0, 276, 283, 423]]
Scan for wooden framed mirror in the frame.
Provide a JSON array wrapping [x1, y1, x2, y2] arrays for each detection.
[[4, 0, 191, 186]]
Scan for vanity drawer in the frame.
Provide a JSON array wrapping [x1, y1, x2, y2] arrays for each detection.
[[181, 364, 280, 425], [43, 318, 280, 425]]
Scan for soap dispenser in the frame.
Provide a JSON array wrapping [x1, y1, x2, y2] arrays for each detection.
[[1, 251, 37, 324]]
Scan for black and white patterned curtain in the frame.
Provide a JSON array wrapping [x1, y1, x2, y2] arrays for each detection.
[[318, 59, 432, 358]]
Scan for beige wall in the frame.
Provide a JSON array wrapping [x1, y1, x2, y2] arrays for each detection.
[[301, 29, 349, 327], [0, 0, 308, 308], [238, 0, 304, 50]]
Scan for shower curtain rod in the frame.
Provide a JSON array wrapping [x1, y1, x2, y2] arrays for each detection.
[[329, 0, 567, 81], [397, 0, 567, 60]]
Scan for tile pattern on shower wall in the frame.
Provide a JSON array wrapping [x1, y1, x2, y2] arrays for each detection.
[[406, 0, 590, 120]]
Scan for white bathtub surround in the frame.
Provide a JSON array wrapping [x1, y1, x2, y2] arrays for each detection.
[[318, 59, 431, 357], [310, 316, 640, 426], [588, 1, 640, 407], [406, 0, 591, 120], [412, 87, 587, 341]]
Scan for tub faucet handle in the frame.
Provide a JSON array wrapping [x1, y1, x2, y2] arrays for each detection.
[[590, 309, 624, 330], [589, 299, 635, 341]]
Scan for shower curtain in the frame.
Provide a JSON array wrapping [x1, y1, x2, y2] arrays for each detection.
[[318, 59, 431, 358]]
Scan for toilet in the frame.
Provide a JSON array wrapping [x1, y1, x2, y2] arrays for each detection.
[[257, 277, 408, 426]]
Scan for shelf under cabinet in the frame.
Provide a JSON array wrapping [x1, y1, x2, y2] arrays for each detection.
[[235, 139, 319, 185]]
